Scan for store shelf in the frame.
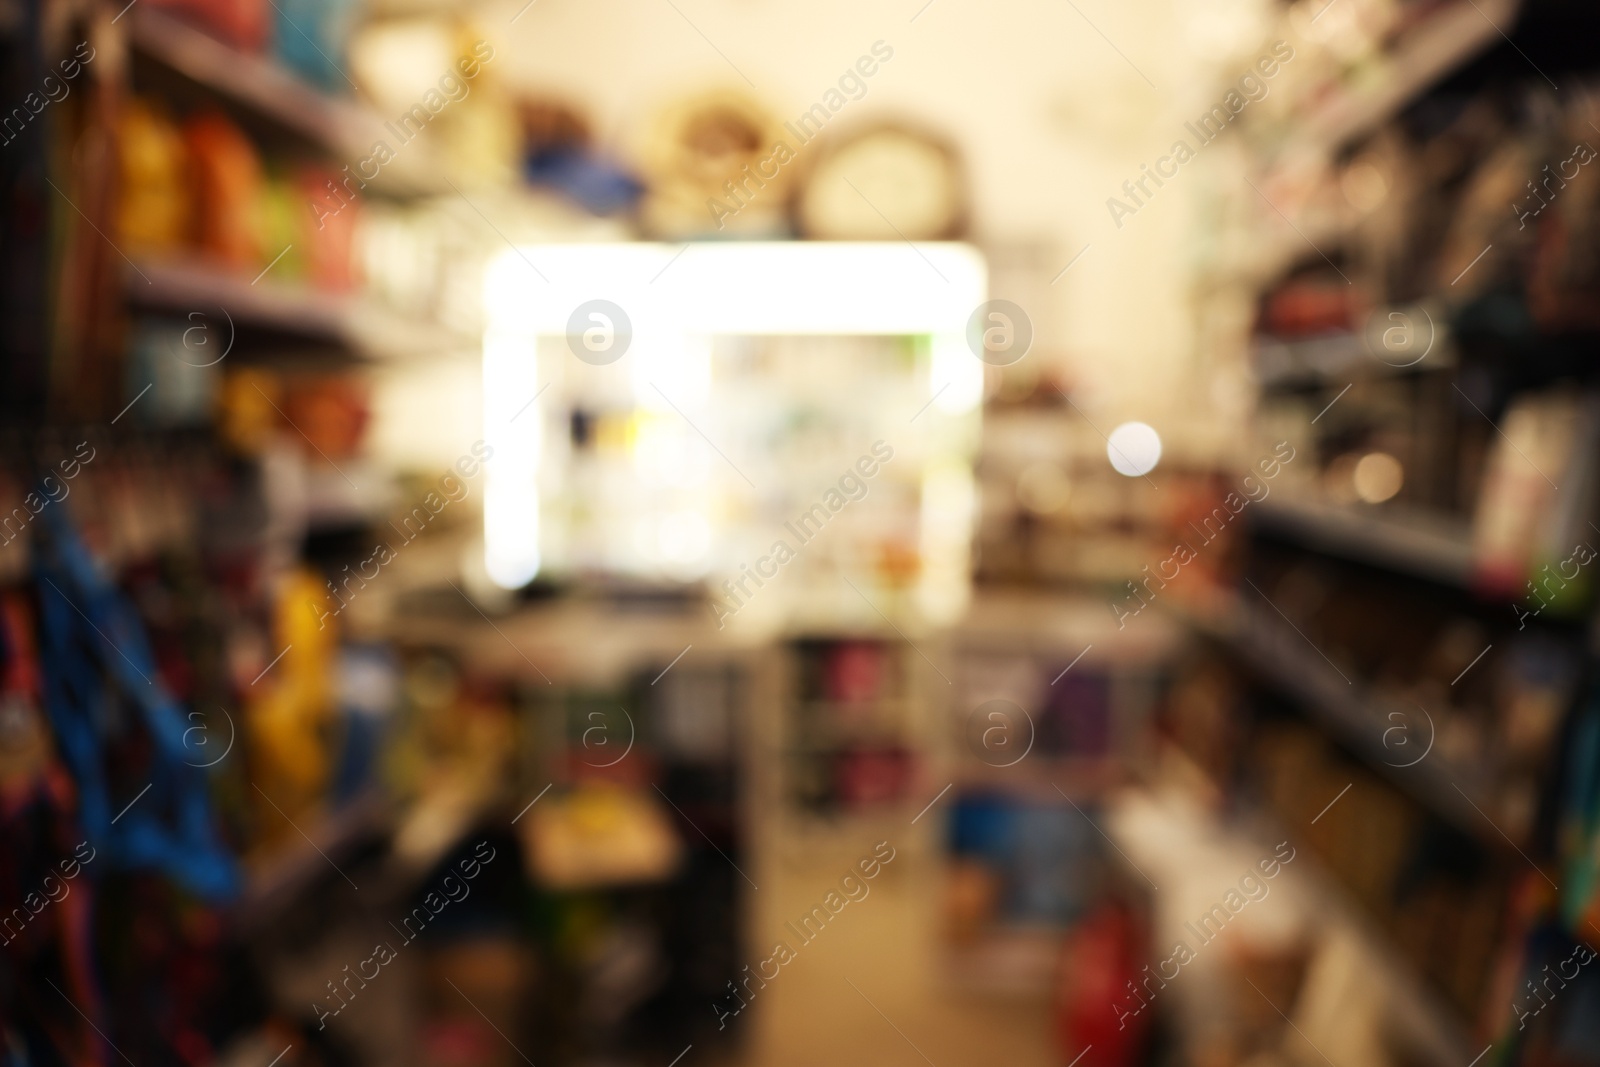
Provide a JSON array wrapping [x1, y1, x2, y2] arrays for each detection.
[[789, 730, 909, 751], [1253, 326, 1455, 388], [126, 5, 449, 195], [1239, 0, 1521, 282], [132, 256, 346, 333], [951, 759, 1120, 796], [1182, 597, 1503, 850], [1110, 789, 1477, 1067], [304, 461, 395, 530], [241, 794, 390, 923], [128, 7, 367, 152], [1252, 497, 1476, 588], [127, 258, 473, 360], [1276, 0, 1519, 163], [1254, 332, 1367, 387], [241, 788, 503, 927]]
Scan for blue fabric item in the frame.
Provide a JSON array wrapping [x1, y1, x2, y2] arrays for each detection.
[[33, 500, 239, 901], [523, 149, 644, 216]]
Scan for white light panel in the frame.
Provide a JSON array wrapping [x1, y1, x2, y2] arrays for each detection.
[[483, 242, 986, 589]]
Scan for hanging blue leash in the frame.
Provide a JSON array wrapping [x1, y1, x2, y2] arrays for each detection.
[[32, 496, 239, 901]]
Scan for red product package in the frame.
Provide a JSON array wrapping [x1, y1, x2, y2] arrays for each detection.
[[297, 165, 360, 292]]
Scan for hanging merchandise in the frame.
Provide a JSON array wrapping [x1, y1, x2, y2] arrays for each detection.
[[0, 593, 55, 807], [32, 502, 239, 902], [330, 641, 398, 803], [0, 589, 106, 1064]]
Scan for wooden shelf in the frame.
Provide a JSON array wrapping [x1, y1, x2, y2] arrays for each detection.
[[128, 257, 472, 360], [1252, 497, 1476, 589]]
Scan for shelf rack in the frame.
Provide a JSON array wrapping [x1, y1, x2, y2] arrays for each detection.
[[240, 793, 390, 924], [1239, 0, 1521, 280], [128, 257, 473, 360], [128, 6, 368, 154], [1110, 789, 1477, 1067], [1178, 595, 1506, 852], [1273, 0, 1520, 166], [1251, 497, 1477, 589], [125, 5, 450, 196], [1251, 324, 1457, 389]]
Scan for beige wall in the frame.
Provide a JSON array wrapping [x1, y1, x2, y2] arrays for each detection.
[[486, 0, 1270, 437]]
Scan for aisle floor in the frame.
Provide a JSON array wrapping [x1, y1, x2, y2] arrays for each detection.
[[733, 844, 1059, 1067]]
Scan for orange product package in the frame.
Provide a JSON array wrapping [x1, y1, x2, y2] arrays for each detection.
[[184, 110, 267, 272], [284, 375, 370, 460]]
